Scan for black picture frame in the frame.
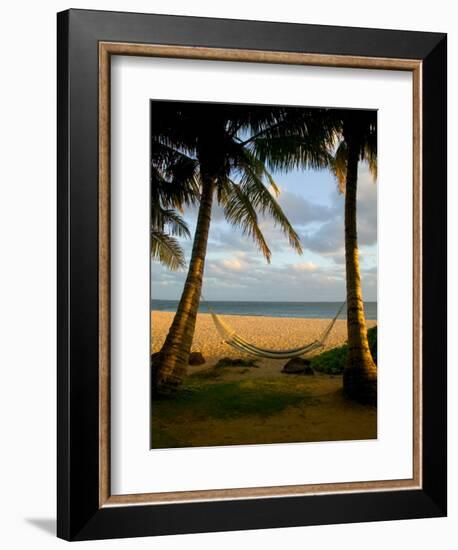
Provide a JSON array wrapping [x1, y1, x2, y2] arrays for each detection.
[[57, 8, 447, 541]]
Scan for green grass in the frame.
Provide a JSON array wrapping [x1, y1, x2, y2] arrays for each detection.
[[152, 378, 315, 422], [190, 365, 254, 381], [151, 427, 191, 448], [215, 357, 259, 368], [152, 329, 377, 448], [188, 367, 226, 380], [311, 326, 377, 375], [151, 378, 317, 448]]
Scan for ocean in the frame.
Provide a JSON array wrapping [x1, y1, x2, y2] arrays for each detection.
[[151, 299, 377, 320]]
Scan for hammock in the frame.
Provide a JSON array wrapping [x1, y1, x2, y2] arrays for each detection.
[[202, 300, 346, 360]]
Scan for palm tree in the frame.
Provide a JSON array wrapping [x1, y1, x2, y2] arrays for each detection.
[[333, 109, 377, 405], [150, 103, 332, 391], [254, 108, 377, 405], [150, 137, 200, 270]]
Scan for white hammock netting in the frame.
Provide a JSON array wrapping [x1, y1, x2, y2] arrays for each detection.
[[202, 300, 346, 360]]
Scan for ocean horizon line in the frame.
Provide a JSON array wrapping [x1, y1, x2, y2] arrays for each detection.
[[151, 299, 377, 320], [151, 298, 377, 304]]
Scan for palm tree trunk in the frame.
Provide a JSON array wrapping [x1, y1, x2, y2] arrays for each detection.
[[342, 130, 377, 405], [153, 174, 215, 391]]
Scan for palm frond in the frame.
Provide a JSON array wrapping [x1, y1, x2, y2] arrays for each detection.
[[151, 142, 200, 208], [330, 141, 348, 194], [231, 146, 280, 196], [330, 135, 377, 194], [363, 141, 377, 182], [154, 208, 191, 238], [151, 231, 187, 271], [216, 175, 233, 205], [252, 135, 334, 173], [234, 151, 303, 255], [221, 179, 272, 262]]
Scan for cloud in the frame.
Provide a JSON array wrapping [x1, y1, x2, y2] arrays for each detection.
[[301, 218, 344, 255], [151, 249, 377, 302], [206, 252, 264, 277], [299, 166, 377, 261], [177, 167, 375, 264], [220, 258, 244, 271], [152, 163, 377, 301], [186, 188, 333, 233], [354, 171, 377, 247], [209, 227, 263, 254], [276, 190, 335, 226], [292, 262, 318, 272], [209, 220, 301, 257]]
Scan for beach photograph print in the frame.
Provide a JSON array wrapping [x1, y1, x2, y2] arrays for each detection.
[[150, 101, 377, 449]]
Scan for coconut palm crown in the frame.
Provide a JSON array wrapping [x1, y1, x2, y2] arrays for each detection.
[[151, 103, 334, 390]]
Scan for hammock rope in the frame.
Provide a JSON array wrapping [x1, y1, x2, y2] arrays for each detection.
[[201, 298, 346, 360]]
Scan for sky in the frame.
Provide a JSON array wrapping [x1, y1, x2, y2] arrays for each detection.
[[151, 162, 377, 302]]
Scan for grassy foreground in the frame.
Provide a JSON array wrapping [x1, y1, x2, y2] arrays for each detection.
[[151, 328, 377, 449]]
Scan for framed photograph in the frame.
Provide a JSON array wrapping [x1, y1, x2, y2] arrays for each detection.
[[57, 9, 447, 541]]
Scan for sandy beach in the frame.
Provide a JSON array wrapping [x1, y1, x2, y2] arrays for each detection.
[[151, 311, 377, 373]]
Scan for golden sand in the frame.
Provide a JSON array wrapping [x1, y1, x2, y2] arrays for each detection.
[[151, 311, 377, 373]]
